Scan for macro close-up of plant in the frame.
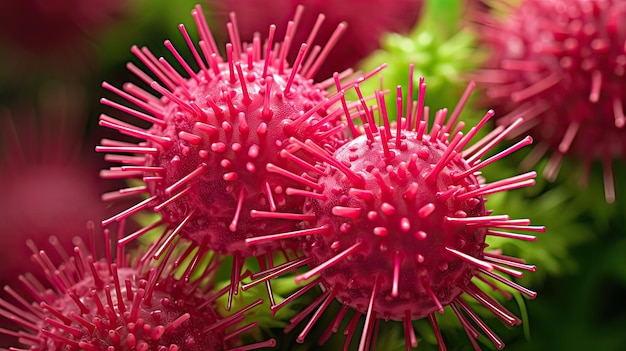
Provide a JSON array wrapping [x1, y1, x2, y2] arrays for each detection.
[[0, 1, 625, 351]]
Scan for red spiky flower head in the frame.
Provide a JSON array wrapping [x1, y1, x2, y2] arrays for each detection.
[[476, 0, 626, 202], [97, 4, 381, 280], [249, 67, 543, 350], [0, 224, 275, 350]]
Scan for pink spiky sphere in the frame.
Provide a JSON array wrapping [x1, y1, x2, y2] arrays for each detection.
[[0, 229, 275, 350], [250, 72, 543, 350], [98, 5, 359, 258], [477, 0, 626, 202], [301, 129, 488, 321]]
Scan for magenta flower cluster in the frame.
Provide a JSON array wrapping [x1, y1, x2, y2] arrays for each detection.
[[0, 3, 547, 351]]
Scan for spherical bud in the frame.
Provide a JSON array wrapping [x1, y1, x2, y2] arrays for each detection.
[[98, 4, 357, 260]]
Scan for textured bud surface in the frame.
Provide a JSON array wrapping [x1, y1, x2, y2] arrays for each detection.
[[304, 130, 486, 321]]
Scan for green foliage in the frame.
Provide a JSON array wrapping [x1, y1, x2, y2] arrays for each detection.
[[354, 0, 485, 122]]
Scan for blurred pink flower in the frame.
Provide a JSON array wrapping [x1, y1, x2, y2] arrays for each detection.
[[475, 0, 626, 203], [0, 84, 107, 287]]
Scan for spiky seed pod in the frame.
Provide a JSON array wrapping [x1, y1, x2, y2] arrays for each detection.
[[0, 224, 275, 351], [476, 0, 626, 203], [248, 67, 543, 350], [97, 4, 383, 292]]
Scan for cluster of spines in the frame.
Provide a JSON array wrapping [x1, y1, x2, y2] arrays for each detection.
[[0, 222, 276, 351], [244, 65, 542, 350]]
